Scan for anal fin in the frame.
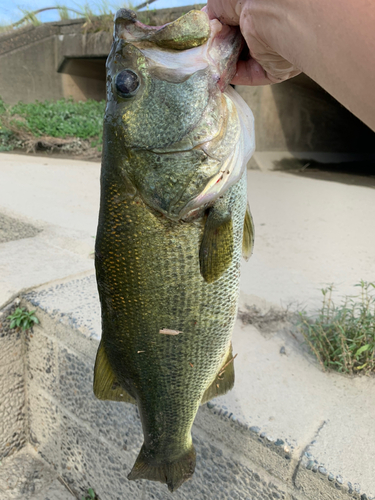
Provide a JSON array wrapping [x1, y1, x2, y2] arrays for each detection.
[[201, 345, 235, 404], [93, 342, 136, 404], [242, 203, 254, 260]]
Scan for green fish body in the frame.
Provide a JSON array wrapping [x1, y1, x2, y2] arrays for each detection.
[[94, 9, 255, 492]]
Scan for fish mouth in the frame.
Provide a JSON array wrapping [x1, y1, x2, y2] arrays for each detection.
[[112, 9, 254, 221], [114, 8, 244, 91]]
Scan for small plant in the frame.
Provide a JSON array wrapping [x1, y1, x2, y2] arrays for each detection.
[[82, 488, 99, 500], [299, 281, 375, 375], [8, 307, 39, 331]]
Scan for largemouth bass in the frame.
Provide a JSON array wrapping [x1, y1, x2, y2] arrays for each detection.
[[94, 8, 255, 492]]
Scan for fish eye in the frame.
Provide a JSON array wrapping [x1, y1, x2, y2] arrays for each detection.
[[115, 69, 140, 98]]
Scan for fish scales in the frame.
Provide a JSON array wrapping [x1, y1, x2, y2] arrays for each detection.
[[96, 171, 245, 437], [94, 7, 255, 493]]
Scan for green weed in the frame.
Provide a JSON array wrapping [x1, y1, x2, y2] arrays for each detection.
[[0, 2, 144, 33], [8, 307, 39, 331], [299, 281, 375, 375], [57, 6, 73, 21], [5, 98, 105, 139], [82, 488, 99, 500], [0, 127, 15, 151], [0, 97, 104, 153]]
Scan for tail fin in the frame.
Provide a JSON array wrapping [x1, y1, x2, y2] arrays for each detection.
[[128, 443, 196, 492]]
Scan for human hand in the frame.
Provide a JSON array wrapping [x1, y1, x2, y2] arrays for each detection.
[[206, 0, 301, 85]]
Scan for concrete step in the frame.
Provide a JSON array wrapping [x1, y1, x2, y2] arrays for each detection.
[[0, 446, 74, 500], [1, 274, 370, 500]]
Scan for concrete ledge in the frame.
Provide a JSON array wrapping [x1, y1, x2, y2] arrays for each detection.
[[0, 301, 27, 462], [1, 273, 371, 499], [16, 290, 300, 499]]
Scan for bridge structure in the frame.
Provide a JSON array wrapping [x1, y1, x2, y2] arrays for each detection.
[[0, 5, 374, 155]]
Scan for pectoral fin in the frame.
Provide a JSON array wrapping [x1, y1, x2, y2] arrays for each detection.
[[201, 346, 235, 404], [242, 204, 254, 261], [199, 202, 233, 284], [93, 342, 136, 404]]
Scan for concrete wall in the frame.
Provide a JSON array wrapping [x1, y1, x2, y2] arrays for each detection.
[[0, 20, 111, 105], [0, 282, 371, 498], [236, 75, 375, 152], [21, 299, 309, 500], [1, 275, 363, 500], [0, 301, 27, 462], [0, 6, 204, 105], [0, 35, 63, 104]]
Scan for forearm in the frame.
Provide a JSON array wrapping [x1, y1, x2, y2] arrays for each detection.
[[246, 0, 375, 130], [208, 0, 375, 131]]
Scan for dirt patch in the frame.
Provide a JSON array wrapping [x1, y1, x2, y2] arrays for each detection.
[[0, 213, 41, 244], [0, 113, 102, 161], [238, 304, 291, 334]]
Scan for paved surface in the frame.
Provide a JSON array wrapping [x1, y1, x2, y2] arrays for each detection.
[[245, 165, 375, 310], [0, 446, 74, 499], [0, 154, 99, 308], [1, 152, 375, 498], [1, 152, 374, 311]]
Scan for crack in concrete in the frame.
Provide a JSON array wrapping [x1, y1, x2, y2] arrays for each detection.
[[291, 419, 327, 488], [57, 475, 80, 499]]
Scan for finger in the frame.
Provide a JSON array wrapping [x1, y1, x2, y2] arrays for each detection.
[[231, 58, 275, 86], [206, 1, 239, 25]]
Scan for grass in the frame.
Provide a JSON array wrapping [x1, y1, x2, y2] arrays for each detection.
[[0, 1, 191, 35], [299, 281, 375, 375], [82, 488, 100, 500], [0, 1, 156, 34], [8, 307, 39, 331], [0, 97, 105, 155]]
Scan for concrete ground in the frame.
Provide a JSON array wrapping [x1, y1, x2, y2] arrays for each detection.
[[1, 152, 374, 310], [1, 152, 375, 499], [0, 154, 99, 309]]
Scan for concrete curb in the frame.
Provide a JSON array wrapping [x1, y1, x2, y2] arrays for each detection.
[[1, 273, 373, 499]]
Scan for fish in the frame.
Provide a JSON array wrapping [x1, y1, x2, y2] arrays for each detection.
[[94, 8, 255, 492]]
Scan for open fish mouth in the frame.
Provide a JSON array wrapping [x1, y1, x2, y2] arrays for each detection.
[[109, 8, 254, 221], [114, 8, 244, 91]]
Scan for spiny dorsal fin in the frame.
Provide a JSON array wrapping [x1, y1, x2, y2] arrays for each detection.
[[93, 342, 136, 404], [201, 345, 236, 404], [199, 208, 233, 284], [242, 203, 254, 261]]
